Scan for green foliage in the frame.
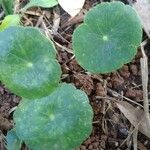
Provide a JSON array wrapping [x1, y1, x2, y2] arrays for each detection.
[[14, 83, 93, 150], [6, 129, 22, 150], [73, 2, 142, 73], [23, 0, 58, 10], [0, 0, 14, 14], [0, 26, 61, 99], [0, 1, 143, 150], [0, 15, 20, 31]]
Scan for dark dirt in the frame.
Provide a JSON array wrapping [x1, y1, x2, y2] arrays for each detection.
[[0, 0, 150, 150]]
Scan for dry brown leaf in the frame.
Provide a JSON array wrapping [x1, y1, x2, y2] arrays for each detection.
[[116, 101, 150, 138], [58, 0, 85, 17], [133, 0, 150, 38]]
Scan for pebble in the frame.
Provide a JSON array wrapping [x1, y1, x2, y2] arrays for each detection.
[[80, 145, 86, 150], [130, 64, 138, 75]]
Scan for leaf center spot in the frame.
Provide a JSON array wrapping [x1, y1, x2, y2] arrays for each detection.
[[49, 114, 55, 121], [27, 62, 33, 68], [102, 35, 108, 41]]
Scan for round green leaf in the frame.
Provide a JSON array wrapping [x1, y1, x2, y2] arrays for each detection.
[[14, 83, 93, 150], [73, 2, 142, 73], [23, 0, 58, 11], [0, 26, 61, 99]]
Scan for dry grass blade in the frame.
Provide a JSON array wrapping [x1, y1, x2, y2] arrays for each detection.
[[116, 41, 150, 140], [0, 11, 4, 20], [137, 141, 147, 150], [116, 101, 150, 138], [133, 126, 138, 150], [140, 43, 150, 131]]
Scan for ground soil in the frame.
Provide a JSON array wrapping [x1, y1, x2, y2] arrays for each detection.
[[0, 0, 150, 150]]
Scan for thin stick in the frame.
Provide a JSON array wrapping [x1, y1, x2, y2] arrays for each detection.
[[107, 89, 144, 108]]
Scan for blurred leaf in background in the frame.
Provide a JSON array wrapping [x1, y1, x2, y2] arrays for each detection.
[[0, 0, 14, 15]]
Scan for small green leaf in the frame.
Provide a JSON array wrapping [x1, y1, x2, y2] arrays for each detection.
[[0, 15, 20, 31], [23, 0, 58, 11], [6, 129, 22, 150], [0, 0, 14, 14], [0, 26, 61, 99], [73, 2, 142, 73], [14, 83, 93, 150]]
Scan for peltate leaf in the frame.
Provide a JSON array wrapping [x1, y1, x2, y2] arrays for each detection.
[[14, 83, 93, 150], [23, 0, 58, 11], [0, 26, 61, 99], [0, 0, 14, 14], [73, 2, 142, 73], [6, 129, 22, 150], [0, 15, 20, 31]]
